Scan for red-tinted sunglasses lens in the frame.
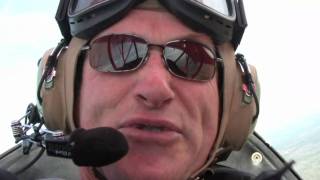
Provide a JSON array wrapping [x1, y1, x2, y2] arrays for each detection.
[[164, 41, 216, 80], [89, 34, 148, 72]]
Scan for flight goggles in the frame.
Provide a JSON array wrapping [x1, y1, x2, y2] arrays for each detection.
[[56, 0, 247, 48], [81, 34, 219, 81]]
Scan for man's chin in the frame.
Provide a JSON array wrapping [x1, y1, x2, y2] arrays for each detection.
[[102, 159, 188, 180]]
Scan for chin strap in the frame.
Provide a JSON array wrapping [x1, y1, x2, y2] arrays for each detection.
[[92, 167, 108, 180]]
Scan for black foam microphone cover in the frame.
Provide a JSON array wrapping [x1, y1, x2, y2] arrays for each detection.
[[70, 127, 129, 167]]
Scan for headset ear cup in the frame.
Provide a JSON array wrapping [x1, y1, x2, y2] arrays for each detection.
[[248, 65, 260, 132], [38, 48, 68, 131], [36, 49, 53, 118], [222, 63, 260, 150], [38, 38, 88, 132]]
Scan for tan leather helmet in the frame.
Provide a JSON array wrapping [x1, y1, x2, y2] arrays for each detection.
[[37, 0, 260, 178]]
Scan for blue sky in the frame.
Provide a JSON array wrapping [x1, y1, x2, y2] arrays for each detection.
[[0, 1, 319, 178]]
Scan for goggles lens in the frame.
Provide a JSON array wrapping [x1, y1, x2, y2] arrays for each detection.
[[69, 0, 107, 15], [69, 0, 231, 16], [192, 0, 230, 16], [86, 34, 217, 81]]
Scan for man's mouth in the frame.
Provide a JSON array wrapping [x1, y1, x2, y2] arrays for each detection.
[[118, 118, 182, 144], [134, 124, 167, 132]]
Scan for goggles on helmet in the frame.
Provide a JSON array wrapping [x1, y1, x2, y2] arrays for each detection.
[[56, 0, 247, 48]]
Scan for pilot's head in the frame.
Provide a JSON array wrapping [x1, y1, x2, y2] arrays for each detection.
[[38, 0, 259, 179]]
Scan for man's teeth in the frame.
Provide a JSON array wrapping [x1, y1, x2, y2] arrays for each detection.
[[137, 124, 165, 132]]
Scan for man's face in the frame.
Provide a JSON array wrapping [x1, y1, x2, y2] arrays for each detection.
[[76, 9, 219, 180]]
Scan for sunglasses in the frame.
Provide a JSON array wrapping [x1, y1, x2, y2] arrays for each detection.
[[82, 34, 220, 81]]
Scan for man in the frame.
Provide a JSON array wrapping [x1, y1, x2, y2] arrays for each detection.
[[68, 1, 257, 179], [2, 0, 260, 180], [77, 8, 221, 180]]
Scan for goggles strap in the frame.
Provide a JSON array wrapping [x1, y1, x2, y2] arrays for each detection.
[[232, 0, 247, 49], [92, 167, 107, 180], [56, 0, 72, 43]]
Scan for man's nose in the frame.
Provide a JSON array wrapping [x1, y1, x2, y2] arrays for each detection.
[[133, 50, 175, 109]]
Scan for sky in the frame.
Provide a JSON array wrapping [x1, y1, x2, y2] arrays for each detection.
[[0, 0, 61, 152], [0, 0, 319, 177], [238, 0, 320, 134]]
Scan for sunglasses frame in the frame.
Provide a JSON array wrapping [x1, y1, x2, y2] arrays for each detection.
[[81, 34, 222, 81]]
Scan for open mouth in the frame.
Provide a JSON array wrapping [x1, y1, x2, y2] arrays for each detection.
[[134, 124, 167, 132], [119, 119, 181, 134], [119, 119, 182, 144]]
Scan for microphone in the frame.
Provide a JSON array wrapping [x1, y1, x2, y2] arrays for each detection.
[[44, 127, 129, 167]]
